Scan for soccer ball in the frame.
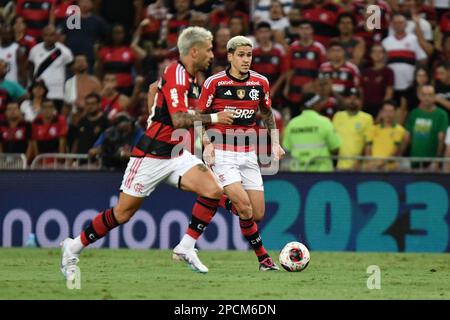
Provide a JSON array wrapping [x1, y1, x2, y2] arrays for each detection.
[[279, 241, 310, 272]]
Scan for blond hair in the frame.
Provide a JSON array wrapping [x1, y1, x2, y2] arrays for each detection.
[[226, 35, 253, 53], [177, 26, 213, 56]]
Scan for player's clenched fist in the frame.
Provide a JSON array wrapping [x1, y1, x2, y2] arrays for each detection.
[[216, 110, 235, 125]]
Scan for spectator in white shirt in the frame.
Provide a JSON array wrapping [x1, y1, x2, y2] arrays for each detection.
[[28, 25, 73, 114]]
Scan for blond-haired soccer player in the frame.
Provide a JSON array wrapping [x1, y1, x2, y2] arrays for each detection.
[[60, 27, 235, 277]]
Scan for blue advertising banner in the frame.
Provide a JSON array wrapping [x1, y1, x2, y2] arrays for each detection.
[[0, 171, 449, 252]]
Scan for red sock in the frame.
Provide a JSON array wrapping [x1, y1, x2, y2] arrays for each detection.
[[239, 217, 268, 262], [218, 194, 238, 215], [80, 208, 119, 246], [186, 197, 219, 239]]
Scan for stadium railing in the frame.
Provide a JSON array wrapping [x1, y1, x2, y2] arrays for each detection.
[[0, 153, 27, 170], [30, 153, 101, 170], [298, 155, 450, 173]]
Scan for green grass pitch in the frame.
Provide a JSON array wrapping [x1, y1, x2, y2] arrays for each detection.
[[0, 248, 448, 300]]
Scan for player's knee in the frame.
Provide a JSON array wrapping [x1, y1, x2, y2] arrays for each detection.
[[198, 184, 223, 200], [234, 201, 253, 219]]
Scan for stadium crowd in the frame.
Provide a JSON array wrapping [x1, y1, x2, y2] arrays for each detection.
[[0, 0, 449, 171]]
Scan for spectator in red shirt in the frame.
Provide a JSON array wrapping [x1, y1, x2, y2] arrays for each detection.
[[0, 101, 33, 163], [284, 19, 326, 115], [318, 40, 361, 97], [12, 16, 37, 57], [209, 0, 249, 30], [353, 0, 391, 50], [16, 0, 55, 39], [252, 22, 288, 110], [294, 0, 342, 47], [162, 0, 192, 49], [212, 27, 231, 73], [96, 24, 140, 96], [31, 99, 68, 155], [361, 44, 394, 119], [100, 73, 130, 122], [228, 15, 248, 38]]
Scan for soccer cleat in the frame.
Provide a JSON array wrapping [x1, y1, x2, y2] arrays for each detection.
[[259, 257, 280, 271], [172, 245, 209, 273], [60, 238, 80, 281]]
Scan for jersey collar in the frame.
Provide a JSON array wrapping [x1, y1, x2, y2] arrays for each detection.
[[226, 67, 250, 83]]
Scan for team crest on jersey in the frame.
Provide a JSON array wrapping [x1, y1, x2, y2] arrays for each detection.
[[271, 56, 279, 64], [340, 72, 348, 80], [249, 89, 259, 101], [237, 89, 246, 99], [307, 52, 315, 60], [15, 130, 23, 139]]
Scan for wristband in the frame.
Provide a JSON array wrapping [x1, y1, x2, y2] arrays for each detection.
[[210, 113, 219, 123]]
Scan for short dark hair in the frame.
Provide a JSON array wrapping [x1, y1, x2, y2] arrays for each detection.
[[328, 40, 345, 50], [255, 21, 271, 31], [85, 92, 101, 103], [297, 19, 313, 27], [337, 12, 357, 27], [382, 99, 397, 109]]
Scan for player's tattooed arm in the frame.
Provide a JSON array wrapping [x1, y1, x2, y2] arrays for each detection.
[[171, 112, 214, 128], [259, 103, 285, 160], [259, 104, 277, 135], [171, 110, 234, 129]]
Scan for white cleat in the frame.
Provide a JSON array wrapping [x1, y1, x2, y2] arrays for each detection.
[[60, 238, 80, 281], [172, 245, 209, 273]]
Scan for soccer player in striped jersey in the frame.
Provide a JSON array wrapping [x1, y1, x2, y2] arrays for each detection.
[[195, 35, 285, 271], [60, 27, 235, 278]]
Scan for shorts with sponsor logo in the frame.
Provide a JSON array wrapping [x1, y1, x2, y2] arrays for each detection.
[[210, 149, 263, 191], [120, 150, 203, 197]]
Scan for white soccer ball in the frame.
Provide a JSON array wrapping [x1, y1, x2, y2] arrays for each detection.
[[279, 241, 310, 272]]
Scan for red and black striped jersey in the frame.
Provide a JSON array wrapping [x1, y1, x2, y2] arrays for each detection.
[[32, 114, 68, 153], [353, 0, 391, 48], [165, 14, 190, 48], [16, 0, 55, 39], [318, 61, 361, 95], [17, 34, 37, 55], [131, 61, 199, 159], [198, 69, 271, 152], [98, 46, 136, 91], [287, 40, 326, 103], [301, 2, 342, 47], [252, 43, 288, 86], [0, 120, 32, 153]]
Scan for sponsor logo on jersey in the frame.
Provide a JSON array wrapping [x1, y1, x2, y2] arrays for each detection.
[[206, 94, 214, 108], [224, 90, 232, 96], [170, 88, 179, 107], [246, 81, 260, 86], [218, 80, 234, 86], [233, 109, 255, 119]]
